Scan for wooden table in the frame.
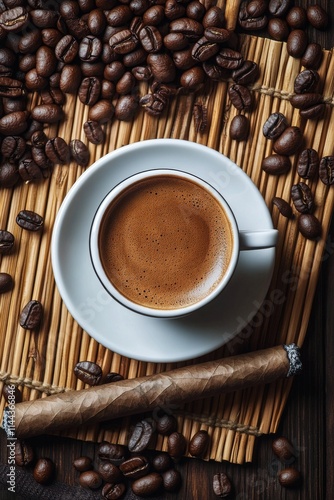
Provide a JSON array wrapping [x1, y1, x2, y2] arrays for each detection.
[[1, 1, 333, 499]]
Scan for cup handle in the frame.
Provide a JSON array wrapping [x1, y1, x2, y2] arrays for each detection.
[[239, 229, 278, 250]]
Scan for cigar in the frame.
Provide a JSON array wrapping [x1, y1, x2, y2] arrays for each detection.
[[8, 344, 301, 439]]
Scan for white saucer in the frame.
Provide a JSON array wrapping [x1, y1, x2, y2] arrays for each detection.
[[51, 139, 276, 363]]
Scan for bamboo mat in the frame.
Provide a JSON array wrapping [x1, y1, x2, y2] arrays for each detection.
[[1, 32, 334, 464]]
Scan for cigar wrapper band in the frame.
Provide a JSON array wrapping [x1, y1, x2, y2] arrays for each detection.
[[3, 344, 301, 439]]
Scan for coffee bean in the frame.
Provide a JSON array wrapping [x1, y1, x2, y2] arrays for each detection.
[[291, 182, 314, 214], [299, 103, 326, 120], [0, 230, 14, 254], [262, 154, 291, 175], [319, 156, 334, 186], [269, 0, 290, 17], [189, 430, 210, 458], [238, 1, 268, 31], [272, 197, 293, 219], [78, 76, 101, 106], [60, 64, 82, 93], [45, 137, 70, 164], [301, 43, 323, 70], [273, 126, 303, 156], [0, 162, 20, 188], [79, 470, 102, 490], [33, 458, 55, 485], [102, 372, 124, 384], [278, 467, 302, 488], [119, 455, 150, 479], [19, 300, 43, 330], [287, 30, 308, 59], [31, 104, 64, 124], [102, 482, 126, 500], [0, 273, 14, 294], [40, 88, 66, 106], [286, 7, 307, 29], [0, 111, 29, 136], [268, 18, 289, 41], [0, 7, 29, 33], [19, 157, 44, 183], [202, 6, 225, 29], [97, 442, 128, 465], [98, 462, 122, 483], [70, 139, 90, 167], [147, 53, 176, 83], [79, 35, 102, 62], [115, 95, 139, 121], [15, 440, 34, 467], [272, 436, 296, 463], [16, 210, 44, 231], [229, 115, 249, 141], [204, 27, 230, 44], [297, 148, 319, 179], [2, 384, 22, 404], [263, 112, 288, 140], [246, 0, 267, 17], [298, 214, 322, 240], [55, 35, 79, 63], [167, 432, 187, 460], [162, 468, 182, 492], [83, 120, 105, 145], [132, 472, 163, 497], [294, 70, 319, 94], [216, 48, 243, 70], [0, 77, 24, 98], [74, 360, 102, 386], [306, 5, 328, 30], [36, 46, 58, 78], [73, 456, 93, 472], [109, 29, 138, 55], [152, 452, 174, 472], [128, 419, 155, 452], [154, 410, 178, 435], [290, 92, 322, 110], [213, 472, 233, 498], [228, 84, 252, 110]]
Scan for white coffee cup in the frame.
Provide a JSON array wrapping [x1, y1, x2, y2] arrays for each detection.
[[90, 169, 278, 318]]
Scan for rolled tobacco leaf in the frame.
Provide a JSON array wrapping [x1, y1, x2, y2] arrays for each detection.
[[9, 344, 301, 439]]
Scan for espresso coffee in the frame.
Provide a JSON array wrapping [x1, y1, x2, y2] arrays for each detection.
[[99, 175, 233, 310]]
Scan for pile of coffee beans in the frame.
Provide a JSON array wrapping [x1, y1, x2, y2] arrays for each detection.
[[272, 435, 302, 489]]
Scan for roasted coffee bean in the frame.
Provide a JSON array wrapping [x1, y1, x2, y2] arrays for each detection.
[[154, 411, 178, 435], [173, 47, 195, 71], [73, 456, 93, 472], [290, 93, 322, 110], [88, 8, 107, 35], [102, 372, 124, 384], [278, 467, 302, 488], [109, 29, 138, 55], [203, 60, 230, 81], [45, 137, 70, 164], [286, 7, 307, 29], [114, 95, 138, 121], [269, 0, 290, 17], [36, 46, 57, 78], [30, 9, 59, 29], [2, 96, 27, 114], [40, 88, 66, 106], [238, 1, 268, 31], [132, 472, 163, 497], [319, 156, 334, 186], [79, 470, 102, 490], [104, 61, 126, 82], [0, 77, 24, 98], [263, 112, 288, 140], [246, 0, 267, 17], [88, 99, 114, 124], [152, 452, 174, 472], [180, 66, 205, 91], [202, 6, 225, 28], [15, 440, 34, 467], [261, 154, 291, 175], [79, 35, 102, 62], [1, 135, 26, 161], [203, 27, 230, 44], [273, 126, 303, 156], [164, 0, 186, 21], [31, 104, 64, 124], [306, 5, 328, 30], [228, 84, 252, 111], [0, 273, 13, 294], [299, 103, 325, 120], [69, 139, 90, 167], [147, 53, 176, 83], [19, 300, 43, 329], [19, 157, 43, 183], [98, 442, 128, 464], [163, 32, 189, 51], [298, 214, 321, 240], [229, 115, 249, 141], [287, 30, 308, 59], [18, 30, 42, 54], [0, 161, 20, 188], [2, 383, 22, 404], [301, 43, 323, 70], [143, 4, 165, 25], [0, 111, 28, 136], [272, 197, 293, 218], [120, 455, 150, 479], [41, 28, 63, 48], [74, 360, 102, 386], [272, 436, 295, 463], [291, 182, 314, 214], [297, 148, 319, 179], [101, 80, 116, 99], [191, 36, 219, 62], [193, 100, 208, 133], [139, 25, 163, 53], [128, 419, 154, 452], [0, 230, 14, 254], [189, 430, 210, 458], [213, 472, 233, 498], [60, 64, 82, 93], [83, 120, 105, 144], [102, 482, 126, 500], [268, 18, 289, 41], [294, 69, 319, 94], [167, 432, 187, 460], [16, 210, 43, 231], [216, 48, 243, 70], [162, 469, 182, 492], [116, 71, 136, 95], [78, 76, 101, 105], [0, 7, 29, 33], [98, 462, 122, 482], [33, 458, 55, 485], [31, 147, 53, 172], [30, 131, 48, 149], [55, 35, 78, 63], [232, 60, 259, 85]]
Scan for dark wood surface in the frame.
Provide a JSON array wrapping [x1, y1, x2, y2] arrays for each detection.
[[1, 1, 333, 499]]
